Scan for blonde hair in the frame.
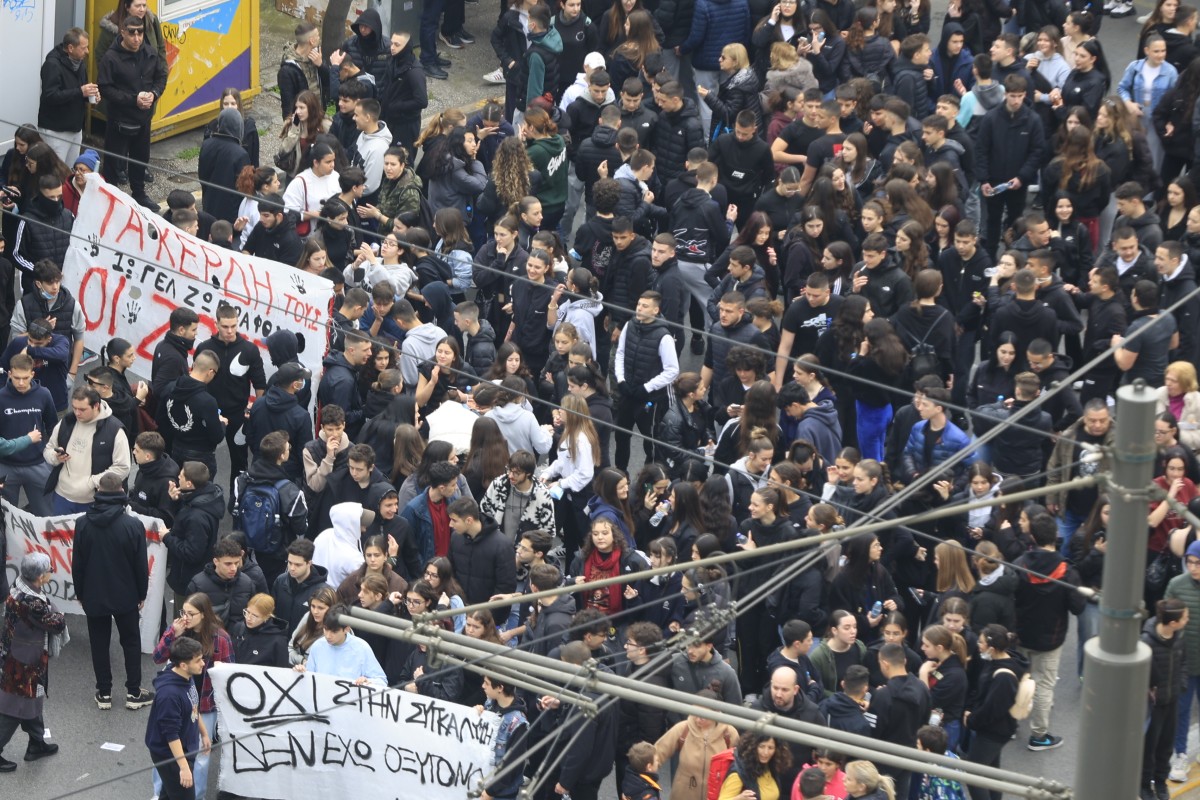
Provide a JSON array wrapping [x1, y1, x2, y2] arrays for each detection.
[[934, 541, 977, 594], [561, 394, 601, 467], [722, 43, 751, 70], [246, 593, 276, 617], [770, 41, 799, 69], [1167, 361, 1199, 393], [846, 761, 896, 800]]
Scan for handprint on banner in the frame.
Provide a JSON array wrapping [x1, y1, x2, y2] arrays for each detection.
[[290, 274, 307, 295], [124, 299, 141, 324], [87, 233, 101, 258]]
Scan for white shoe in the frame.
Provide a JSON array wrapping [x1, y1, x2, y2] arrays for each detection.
[[1170, 752, 1190, 783], [1110, 3, 1136, 16], [483, 67, 505, 84], [1136, 12, 1150, 22], [1103, 0, 1117, 9]]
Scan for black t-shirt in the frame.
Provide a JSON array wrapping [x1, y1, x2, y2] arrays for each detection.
[[781, 295, 844, 358], [832, 646, 863, 689], [779, 119, 825, 162], [806, 133, 847, 174]]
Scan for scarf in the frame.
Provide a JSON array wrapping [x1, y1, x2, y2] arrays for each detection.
[[978, 564, 1005, 587], [584, 548, 622, 614], [11, 576, 69, 658]]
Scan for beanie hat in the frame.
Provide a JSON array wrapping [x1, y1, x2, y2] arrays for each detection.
[[74, 149, 100, 172]]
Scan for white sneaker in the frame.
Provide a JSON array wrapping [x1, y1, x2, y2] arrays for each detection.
[[483, 67, 505, 84], [1170, 752, 1190, 783], [1136, 11, 1150, 22], [1110, 3, 1136, 17], [1103, 0, 1117, 9]]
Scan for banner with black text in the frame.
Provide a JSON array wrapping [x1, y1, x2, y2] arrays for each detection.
[[210, 664, 500, 800]]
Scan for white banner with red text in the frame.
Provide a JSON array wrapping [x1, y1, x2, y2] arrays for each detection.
[[2, 499, 167, 652]]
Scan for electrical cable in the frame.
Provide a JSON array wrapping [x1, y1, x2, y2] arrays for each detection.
[[1, 121, 1092, 451]]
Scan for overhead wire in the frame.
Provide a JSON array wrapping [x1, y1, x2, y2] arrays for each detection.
[[2, 120, 1093, 451]]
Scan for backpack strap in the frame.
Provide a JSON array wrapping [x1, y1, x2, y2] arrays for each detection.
[[911, 307, 949, 348]]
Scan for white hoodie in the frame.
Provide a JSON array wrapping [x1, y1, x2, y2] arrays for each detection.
[[313, 502, 365, 588]]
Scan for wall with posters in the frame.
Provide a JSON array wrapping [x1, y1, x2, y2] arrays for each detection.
[[62, 174, 333, 413], [2, 500, 168, 653]]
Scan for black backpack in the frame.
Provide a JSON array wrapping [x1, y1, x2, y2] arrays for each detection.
[[907, 309, 948, 380]]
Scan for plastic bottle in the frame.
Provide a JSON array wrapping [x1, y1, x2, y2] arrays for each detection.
[[870, 600, 883, 617], [650, 501, 671, 526]]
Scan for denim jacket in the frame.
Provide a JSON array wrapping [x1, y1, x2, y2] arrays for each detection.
[[484, 698, 530, 799], [1117, 58, 1179, 114]]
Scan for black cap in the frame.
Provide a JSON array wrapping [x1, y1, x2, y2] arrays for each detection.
[[271, 361, 311, 386]]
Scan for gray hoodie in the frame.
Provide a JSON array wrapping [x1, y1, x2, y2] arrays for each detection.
[[355, 120, 393, 195], [487, 403, 553, 456], [398, 322, 445, 389]]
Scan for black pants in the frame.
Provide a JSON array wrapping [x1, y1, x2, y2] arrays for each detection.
[[965, 732, 1008, 800], [442, 0, 465, 36], [0, 712, 44, 756], [224, 411, 248, 491], [952, 330, 978, 407], [1144, 701, 1177, 787], [560, 490, 592, 562], [614, 392, 666, 471], [102, 120, 150, 197], [983, 186, 1029, 257], [87, 609, 142, 695], [156, 756, 197, 800]]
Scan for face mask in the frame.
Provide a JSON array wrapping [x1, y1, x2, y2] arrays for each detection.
[[39, 289, 56, 301]]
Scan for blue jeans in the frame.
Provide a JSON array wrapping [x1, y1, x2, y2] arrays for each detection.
[[1176, 676, 1200, 753], [52, 494, 92, 515], [420, 0, 444, 65], [856, 400, 893, 462], [1057, 508, 1086, 558]]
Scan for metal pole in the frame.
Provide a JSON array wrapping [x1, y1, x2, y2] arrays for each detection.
[[345, 610, 1070, 797], [1075, 381, 1156, 800]]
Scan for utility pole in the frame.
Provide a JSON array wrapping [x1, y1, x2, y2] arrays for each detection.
[[1075, 381, 1156, 800]]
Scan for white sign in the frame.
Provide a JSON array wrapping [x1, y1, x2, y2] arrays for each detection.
[[63, 175, 334, 412], [2, 499, 168, 653], [210, 664, 499, 800]]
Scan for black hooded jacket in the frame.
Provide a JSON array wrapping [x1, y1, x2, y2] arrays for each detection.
[[671, 188, 729, 265], [339, 7, 390, 82], [245, 385, 314, 480], [381, 44, 428, 150], [164, 483, 226, 595], [199, 110, 252, 224], [270, 561, 330, 629], [72, 490, 149, 615], [316, 351, 365, 438], [130, 453, 181, 526], [243, 213, 304, 266], [150, 332, 193, 408], [651, 99, 707, 181], [156, 375, 226, 458]]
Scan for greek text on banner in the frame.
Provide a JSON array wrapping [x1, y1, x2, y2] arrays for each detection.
[[2, 499, 168, 653], [62, 174, 333, 413], [210, 664, 500, 800]]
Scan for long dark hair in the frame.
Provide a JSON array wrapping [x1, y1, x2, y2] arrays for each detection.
[[593, 467, 635, 534], [863, 318, 908, 378], [414, 441, 457, 488], [831, 294, 870, 358], [699, 475, 735, 544]]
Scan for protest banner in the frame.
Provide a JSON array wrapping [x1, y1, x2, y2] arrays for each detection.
[[210, 664, 499, 800], [62, 175, 333, 412], [2, 499, 168, 653]]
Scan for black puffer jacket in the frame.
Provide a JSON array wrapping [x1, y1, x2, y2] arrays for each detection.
[[187, 562, 255, 628], [1144, 615, 1186, 706], [447, 522, 518, 605], [380, 45, 428, 151], [97, 37, 167, 126], [339, 7, 390, 82], [650, 99, 707, 181], [655, 0, 696, 47], [704, 68, 763, 139], [12, 196, 73, 275], [245, 385, 313, 480], [230, 617, 291, 668], [847, 35, 895, 83], [38, 44, 90, 134], [131, 454, 181, 526], [164, 483, 226, 595], [890, 56, 932, 118]]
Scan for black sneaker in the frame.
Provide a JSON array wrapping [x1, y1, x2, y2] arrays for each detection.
[[436, 54, 452, 66], [1027, 734, 1063, 751], [126, 688, 155, 709], [690, 335, 705, 355], [439, 32, 464, 49], [94, 692, 112, 710], [458, 28, 476, 44], [0, 756, 14, 773], [423, 63, 449, 80], [144, 171, 156, 185]]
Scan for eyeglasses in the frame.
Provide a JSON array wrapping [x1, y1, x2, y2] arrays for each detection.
[[423, 571, 440, 580], [507, 467, 526, 477], [180, 610, 199, 618], [404, 597, 426, 607], [1155, 428, 1172, 436], [242, 609, 262, 621]]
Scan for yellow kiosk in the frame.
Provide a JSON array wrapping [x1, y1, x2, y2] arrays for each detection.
[[87, 0, 261, 140]]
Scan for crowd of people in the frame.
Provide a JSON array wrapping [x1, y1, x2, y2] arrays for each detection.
[[3, 0, 1200, 798]]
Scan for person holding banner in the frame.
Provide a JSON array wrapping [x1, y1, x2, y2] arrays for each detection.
[[298, 603, 387, 686], [0, 553, 65, 772], [73, 473, 155, 712]]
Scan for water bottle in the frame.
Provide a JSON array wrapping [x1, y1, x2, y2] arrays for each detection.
[[870, 600, 883, 618], [650, 501, 671, 527]]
